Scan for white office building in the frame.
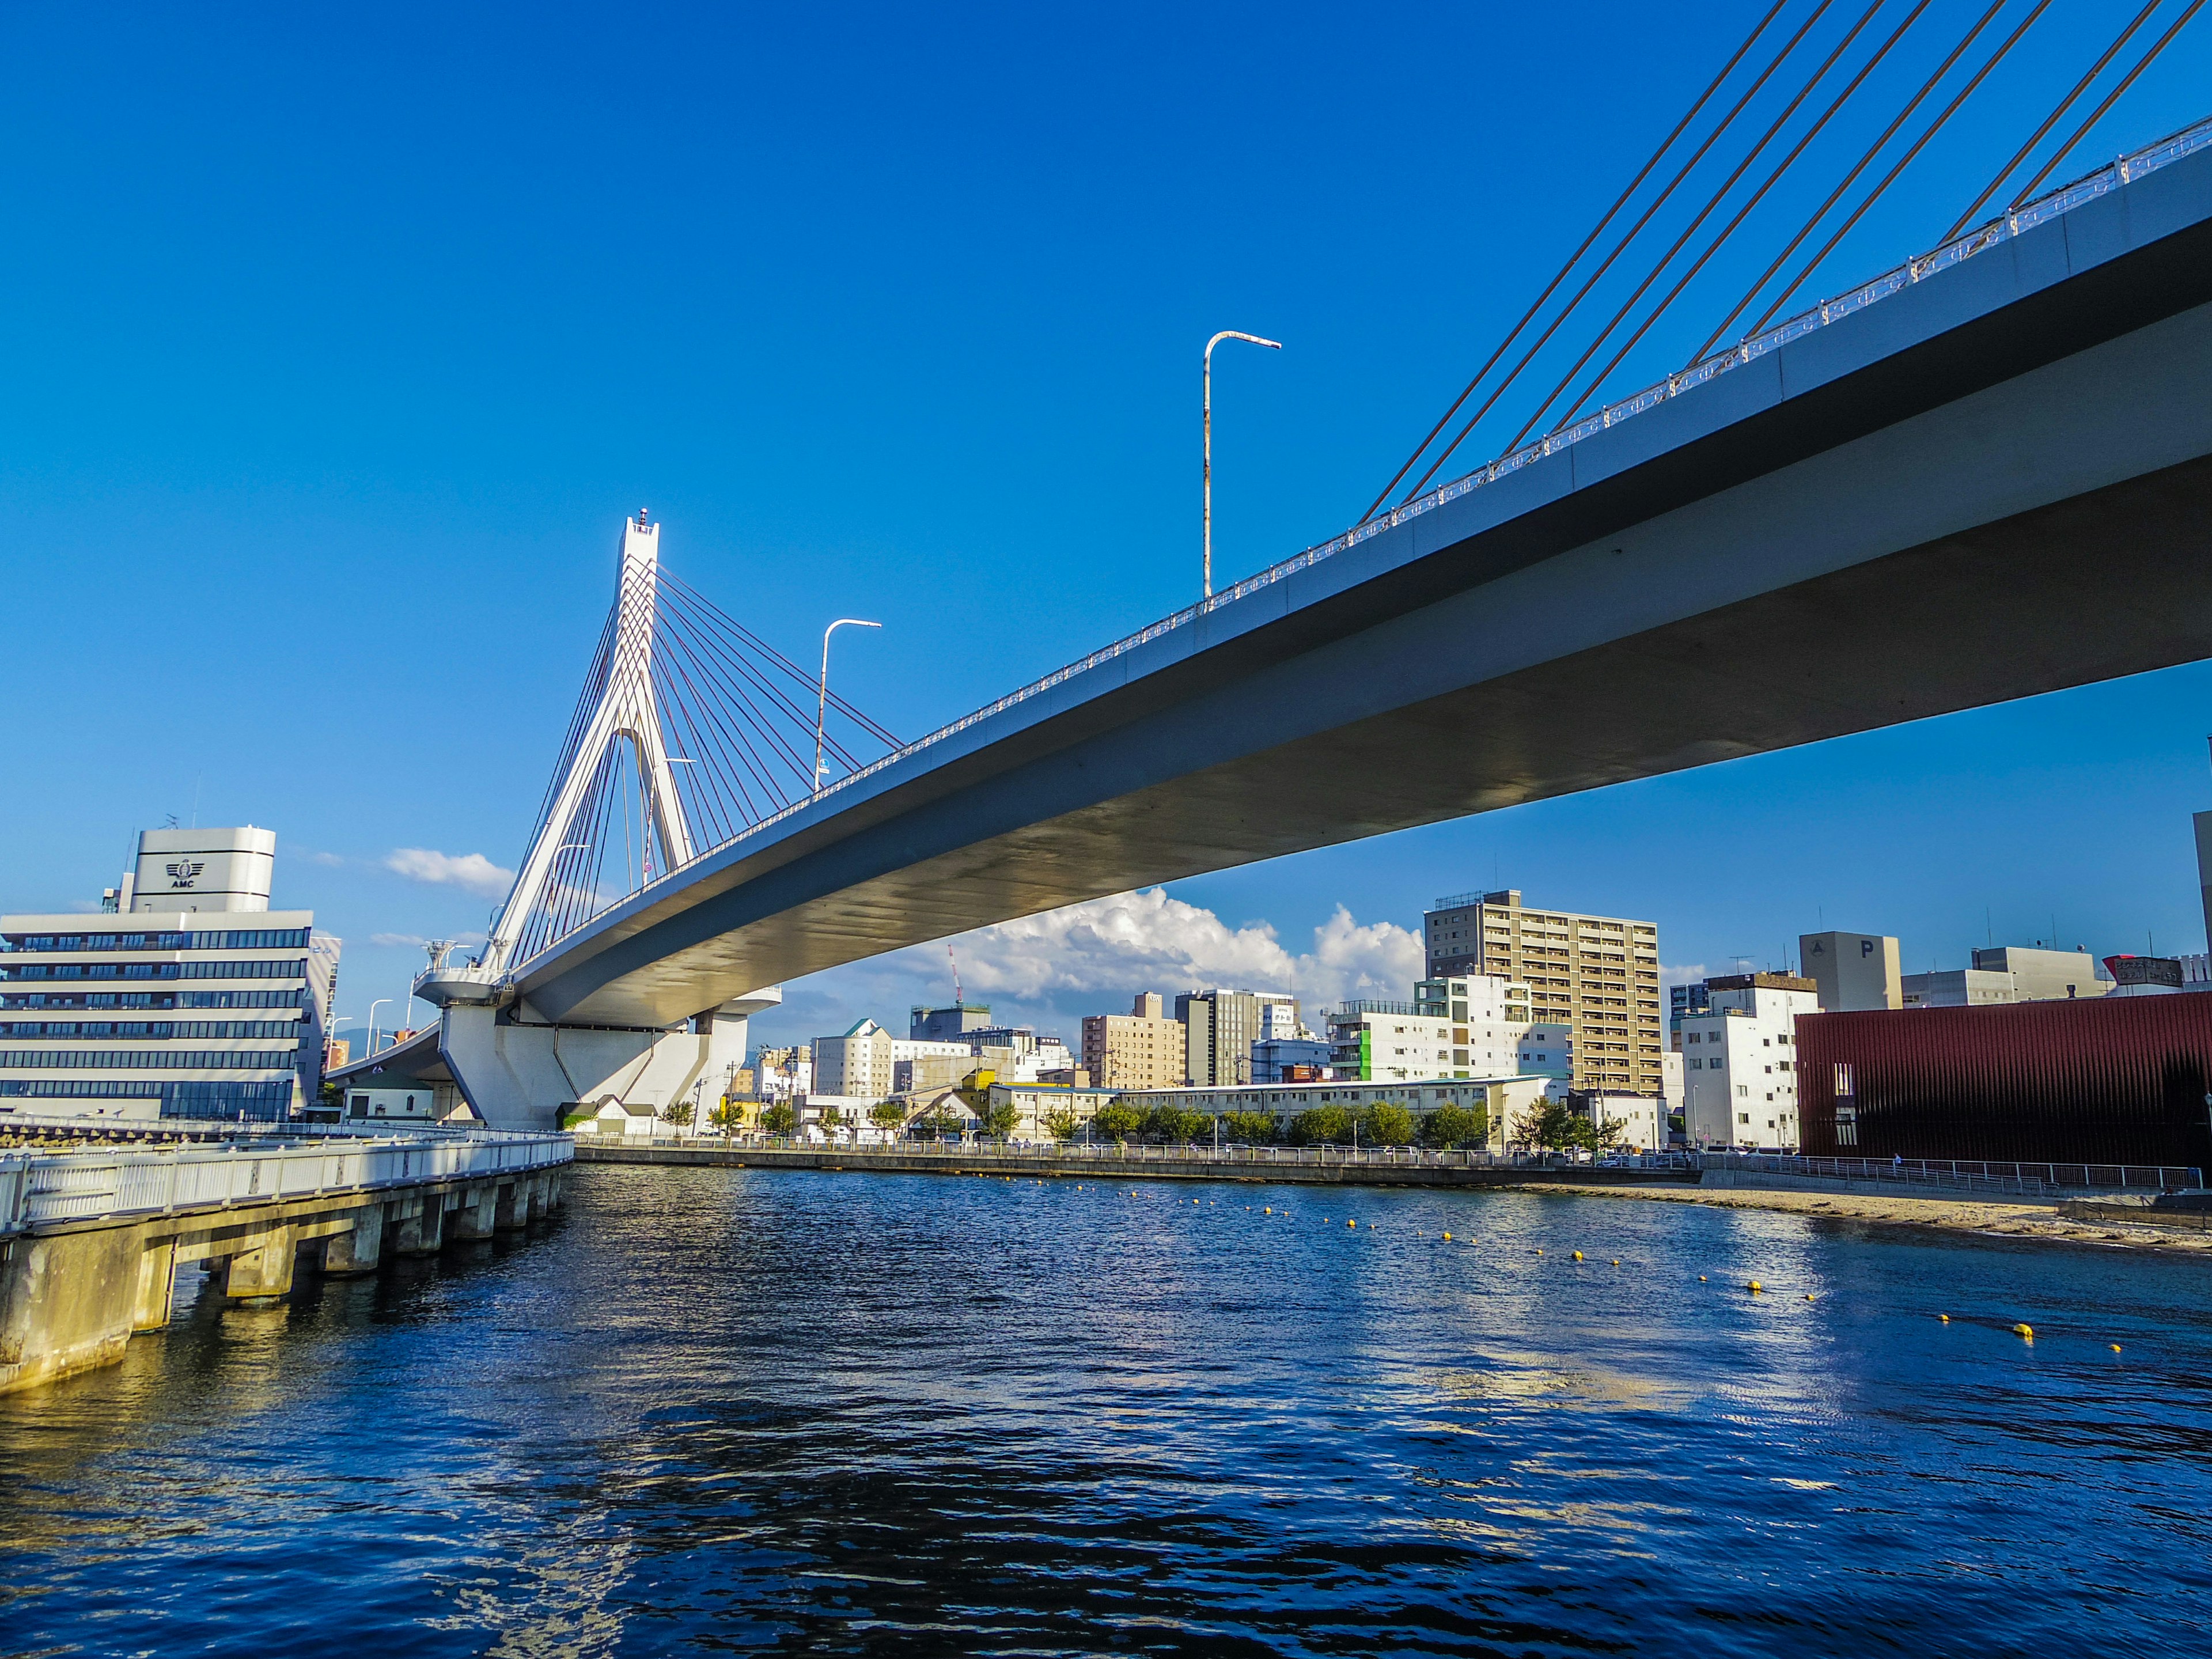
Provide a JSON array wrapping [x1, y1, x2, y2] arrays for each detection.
[[1673, 971, 1818, 1150], [1326, 975, 1531, 1082], [0, 828, 337, 1124]]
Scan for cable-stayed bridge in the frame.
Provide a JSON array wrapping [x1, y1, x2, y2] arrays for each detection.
[[339, 56, 2212, 1127]]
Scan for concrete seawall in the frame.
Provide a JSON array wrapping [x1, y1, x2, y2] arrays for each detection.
[[573, 1140, 1699, 1191]]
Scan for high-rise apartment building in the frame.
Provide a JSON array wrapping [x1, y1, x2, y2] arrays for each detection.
[[1082, 991, 1185, 1090], [1175, 988, 1273, 1088], [0, 827, 337, 1123], [1423, 888, 1662, 1094]]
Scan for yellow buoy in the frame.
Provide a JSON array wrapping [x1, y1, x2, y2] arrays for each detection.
[[1265, 1207, 1272, 1214], [1939, 1314, 1950, 1323], [1573, 1251, 1584, 1261], [1698, 1275, 1707, 1282], [1611, 1259, 1620, 1267], [2111, 1344, 2123, 1353], [1535, 1248, 1543, 1256], [1347, 1219, 1356, 1229], [2013, 1323, 2034, 1339], [1748, 1280, 1763, 1293], [1442, 1230, 1453, 1242], [1805, 1293, 1817, 1302]]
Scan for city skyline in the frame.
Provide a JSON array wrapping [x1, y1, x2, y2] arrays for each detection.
[[5, 2, 2212, 1051]]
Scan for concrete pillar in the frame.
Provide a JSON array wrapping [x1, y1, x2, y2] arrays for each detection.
[[131, 1237, 178, 1331], [321, 1205, 385, 1277], [449, 1184, 496, 1241], [390, 1194, 445, 1256], [0, 1227, 142, 1394], [493, 1181, 525, 1232], [221, 1225, 298, 1300]]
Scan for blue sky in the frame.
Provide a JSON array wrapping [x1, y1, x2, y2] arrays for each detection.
[[2, 1, 2209, 1052]]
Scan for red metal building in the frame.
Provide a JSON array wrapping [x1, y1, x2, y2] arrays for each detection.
[[1797, 994, 2212, 1167]]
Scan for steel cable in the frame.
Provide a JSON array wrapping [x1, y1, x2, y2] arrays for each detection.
[[1392, 0, 1836, 507], [1745, 0, 2053, 335], [1545, 0, 1933, 435], [1506, 0, 1889, 453], [2001, 0, 2206, 207], [1942, 1, 2158, 240], [1357, 0, 1793, 523], [1690, 0, 1998, 369]]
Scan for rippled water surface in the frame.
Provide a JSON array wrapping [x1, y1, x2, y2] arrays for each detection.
[[5, 1165, 2211, 1657]]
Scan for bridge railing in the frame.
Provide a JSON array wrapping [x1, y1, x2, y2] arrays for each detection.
[[0, 1130, 573, 1236], [513, 110, 2212, 972]]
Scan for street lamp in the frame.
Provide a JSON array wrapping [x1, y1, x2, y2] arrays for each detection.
[[815, 618, 882, 794], [366, 998, 391, 1056], [1203, 329, 1282, 599]]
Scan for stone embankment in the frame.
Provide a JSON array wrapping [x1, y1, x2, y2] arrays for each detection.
[[575, 1139, 1696, 1190]]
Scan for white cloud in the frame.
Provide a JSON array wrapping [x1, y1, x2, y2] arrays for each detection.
[[305, 850, 345, 868], [911, 889, 1425, 1012], [383, 848, 514, 899], [1661, 962, 1707, 990]]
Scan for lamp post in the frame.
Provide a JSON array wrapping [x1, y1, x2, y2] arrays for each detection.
[[366, 998, 390, 1056], [815, 618, 883, 794], [1203, 330, 1282, 599]]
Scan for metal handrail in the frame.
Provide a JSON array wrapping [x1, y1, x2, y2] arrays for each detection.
[[0, 1130, 572, 1236], [510, 112, 2212, 975]]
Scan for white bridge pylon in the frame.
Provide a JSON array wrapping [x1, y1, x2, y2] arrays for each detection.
[[487, 511, 696, 976]]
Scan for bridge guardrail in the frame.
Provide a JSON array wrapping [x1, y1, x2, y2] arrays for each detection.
[[504, 112, 2212, 975], [0, 1131, 573, 1236]]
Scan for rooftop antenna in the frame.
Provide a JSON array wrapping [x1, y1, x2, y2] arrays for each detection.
[[948, 942, 963, 1006]]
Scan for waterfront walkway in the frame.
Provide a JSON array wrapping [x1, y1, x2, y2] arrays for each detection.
[[0, 1127, 572, 1393]]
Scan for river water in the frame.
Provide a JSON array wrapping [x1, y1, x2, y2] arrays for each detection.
[[3, 1164, 2210, 1657]]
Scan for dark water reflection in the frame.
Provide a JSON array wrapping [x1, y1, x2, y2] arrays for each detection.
[[4, 1165, 2211, 1656]]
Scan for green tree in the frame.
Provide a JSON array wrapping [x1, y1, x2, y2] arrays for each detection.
[[870, 1099, 908, 1132], [1286, 1104, 1354, 1146], [1359, 1102, 1416, 1146], [1145, 1103, 1209, 1143], [660, 1096, 694, 1126], [1220, 1110, 1277, 1145], [1515, 1099, 1624, 1152], [760, 1101, 797, 1135], [707, 1100, 748, 1134], [982, 1099, 1021, 1138], [1096, 1101, 1146, 1141], [1041, 1106, 1081, 1141], [1422, 1102, 1488, 1149]]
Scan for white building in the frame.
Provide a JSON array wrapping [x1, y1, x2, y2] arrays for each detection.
[[1904, 946, 2115, 1007], [1113, 1074, 1547, 1146], [1673, 972, 1819, 1150], [812, 1018, 892, 1100], [1516, 1020, 1574, 1083], [1577, 1091, 1666, 1152], [0, 827, 337, 1124], [1327, 974, 1531, 1082]]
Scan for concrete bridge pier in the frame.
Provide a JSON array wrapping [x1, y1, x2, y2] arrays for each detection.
[[448, 1183, 498, 1243], [220, 1224, 300, 1300], [132, 1236, 178, 1332], [390, 1192, 445, 1257], [320, 1204, 384, 1277]]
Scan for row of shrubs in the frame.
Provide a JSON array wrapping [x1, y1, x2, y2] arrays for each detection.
[[1080, 1099, 1488, 1149]]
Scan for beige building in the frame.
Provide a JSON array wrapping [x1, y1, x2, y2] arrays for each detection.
[[1798, 931, 1902, 1011], [1176, 988, 1275, 1088], [812, 1018, 893, 1100], [1081, 991, 1186, 1090], [1424, 888, 1662, 1096]]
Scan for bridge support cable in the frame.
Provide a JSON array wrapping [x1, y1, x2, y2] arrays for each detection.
[[1741, 0, 2064, 338], [1540, 0, 1948, 439], [1379, 0, 1830, 514], [1692, 0, 2012, 369], [1355, 0, 1792, 525], [1502, 0, 1923, 454], [1998, 0, 2207, 210], [1942, 1, 2160, 241], [483, 513, 903, 976]]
